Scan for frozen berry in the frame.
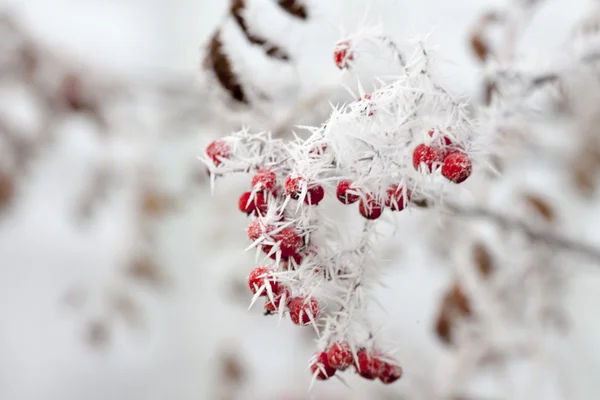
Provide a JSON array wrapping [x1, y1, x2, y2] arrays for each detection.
[[304, 184, 325, 205], [264, 285, 290, 312], [336, 180, 360, 204], [252, 168, 277, 192], [379, 362, 403, 384], [355, 349, 384, 380], [284, 175, 304, 200], [206, 140, 230, 166], [358, 94, 375, 116], [239, 192, 268, 215], [288, 296, 319, 325], [248, 266, 279, 296], [327, 341, 354, 370], [238, 191, 254, 214], [309, 144, 328, 157], [273, 226, 303, 258], [385, 184, 411, 212], [359, 193, 383, 220], [310, 352, 336, 380], [442, 151, 472, 184], [428, 128, 454, 147], [412, 143, 444, 173], [247, 219, 273, 242], [334, 40, 354, 69]]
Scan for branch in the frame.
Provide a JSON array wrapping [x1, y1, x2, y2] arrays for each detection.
[[441, 201, 600, 264]]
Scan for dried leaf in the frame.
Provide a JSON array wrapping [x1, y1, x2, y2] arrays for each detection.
[[470, 33, 488, 62], [230, 0, 290, 61], [472, 242, 494, 278], [524, 194, 555, 222], [86, 320, 110, 348], [219, 353, 245, 384], [126, 258, 166, 288], [139, 188, 171, 217], [276, 0, 308, 20], [204, 31, 248, 104]]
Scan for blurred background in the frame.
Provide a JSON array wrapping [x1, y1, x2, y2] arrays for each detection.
[[0, 0, 599, 399]]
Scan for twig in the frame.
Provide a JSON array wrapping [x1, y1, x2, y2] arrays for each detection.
[[444, 202, 600, 264]]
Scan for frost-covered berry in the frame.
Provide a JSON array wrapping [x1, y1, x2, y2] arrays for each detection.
[[288, 296, 319, 325], [247, 219, 273, 242], [284, 175, 304, 200], [334, 40, 354, 69], [428, 128, 454, 147], [248, 266, 279, 296], [239, 192, 268, 215], [252, 168, 277, 192], [359, 193, 383, 220], [273, 226, 303, 258], [304, 184, 325, 205], [310, 352, 336, 380], [442, 151, 472, 184], [336, 180, 360, 204], [309, 144, 328, 157], [264, 285, 290, 312], [355, 349, 384, 380], [379, 362, 403, 384], [326, 341, 354, 370], [412, 143, 444, 173], [385, 184, 411, 212], [206, 140, 230, 166], [358, 94, 375, 116]]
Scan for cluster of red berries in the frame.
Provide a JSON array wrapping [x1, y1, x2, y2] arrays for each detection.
[[310, 341, 402, 383], [248, 266, 320, 324], [412, 129, 473, 184], [336, 180, 411, 220]]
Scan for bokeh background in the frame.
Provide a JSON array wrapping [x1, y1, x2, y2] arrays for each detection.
[[0, 0, 599, 399]]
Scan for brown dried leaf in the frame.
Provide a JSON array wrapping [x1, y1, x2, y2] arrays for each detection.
[[140, 188, 171, 217], [473, 242, 494, 278], [524, 194, 555, 222], [470, 33, 488, 62], [276, 0, 308, 20], [204, 31, 248, 104], [0, 171, 15, 209], [126, 258, 166, 288], [219, 353, 245, 384], [230, 0, 290, 61]]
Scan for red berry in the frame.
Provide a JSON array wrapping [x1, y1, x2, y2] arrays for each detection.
[[247, 219, 273, 242], [248, 266, 279, 296], [239, 192, 269, 215], [309, 144, 328, 157], [379, 362, 403, 384], [206, 140, 230, 166], [327, 341, 354, 370], [273, 226, 303, 258], [288, 296, 319, 325], [412, 143, 444, 173], [264, 285, 290, 312], [385, 184, 411, 212], [358, 94, 375, 116], [284, 175, 304, 200], [428, 128, 454, 147], [334, 40, 354, 69], [442, 151, 472, 184], [238, 191, 254, 214], [336, 180, 360, 204], [358, 193, 383, 220], [310, 352, 336, 380], [304, 184, 325, 205], [355, 349, 385, 380], [252, 168, 277, 192]]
